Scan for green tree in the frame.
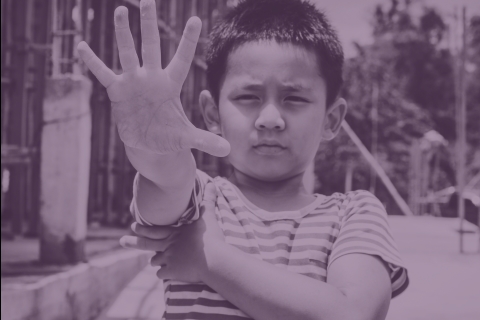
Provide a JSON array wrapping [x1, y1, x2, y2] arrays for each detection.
[[315, 0, 480, 214]]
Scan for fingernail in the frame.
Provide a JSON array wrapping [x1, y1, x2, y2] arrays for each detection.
[[140, 0, 155, 16], [119, 236, 127, 247], [120, 236, 135, 248], [114, 7, 128, 26]]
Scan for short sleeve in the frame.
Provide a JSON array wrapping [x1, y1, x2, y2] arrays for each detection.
[[328, 190, 409, 298], [129, 169, 213, 227]]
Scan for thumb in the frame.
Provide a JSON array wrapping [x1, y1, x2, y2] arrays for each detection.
[[186, 128, 231, 157]]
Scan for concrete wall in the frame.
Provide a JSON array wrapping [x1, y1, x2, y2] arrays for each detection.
[[1, 250, 150, 320], [39, 75, 92, 264]]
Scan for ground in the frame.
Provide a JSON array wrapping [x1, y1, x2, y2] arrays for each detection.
[[1, 227, 128, 285]]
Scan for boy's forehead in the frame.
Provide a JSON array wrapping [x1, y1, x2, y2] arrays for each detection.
[[224, 41, 323, 88]]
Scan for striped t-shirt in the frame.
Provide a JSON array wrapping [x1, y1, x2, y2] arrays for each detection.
[[131, 169, 409, 319]]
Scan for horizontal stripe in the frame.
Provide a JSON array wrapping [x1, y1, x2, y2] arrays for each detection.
[[331, 243, 402, 266], [226, 237, 334, 250], [392, 272, 409, 298], [300, 272, 326, 281], [164, 288, 225, 301], [220, 215, 340, 231], [222, 220, 340, 237], [223, 229, 337, 241], [230, 241, 333, 254], [342, 219, 394, 240], [167, 305, 247, 317], [168, 297, 237, 309], [330, 246, 402, 268], [355, 210, 389, 225], [333, 236, 401, 260], [391, 268, 403, 283], [169, 284, 216, 293], [257, 248, 329, 261], [165, 311, 250, 320], [338, 226, 397, 249], [263, 256, 327, 269]]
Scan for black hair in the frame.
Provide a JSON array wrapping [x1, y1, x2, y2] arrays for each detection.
[[205, 0, 344, 107]]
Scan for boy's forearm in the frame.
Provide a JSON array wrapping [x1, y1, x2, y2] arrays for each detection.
[[202, 244, 359, 320], [126, 146, 196, 225]]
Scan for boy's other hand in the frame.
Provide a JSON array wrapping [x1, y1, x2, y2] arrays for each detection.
[[77, 0, 230, 157], [120, 183, 225, 283]]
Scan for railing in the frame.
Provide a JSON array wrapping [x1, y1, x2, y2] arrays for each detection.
[[1, 0, 50, 237]]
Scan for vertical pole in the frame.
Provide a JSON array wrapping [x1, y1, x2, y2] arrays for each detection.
[[456, 7, 467, 253], [10, 0, 28, 235], [345, 160, 354, 193], [72, 0, 83, 75], [370, 81, 379, 194], [51, 0, 60, 76]]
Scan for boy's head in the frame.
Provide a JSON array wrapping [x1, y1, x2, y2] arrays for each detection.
[[199, 0, 347, 182], [206, 0, 344, 107]]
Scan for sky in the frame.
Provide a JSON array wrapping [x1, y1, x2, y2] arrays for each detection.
[[312, 0, 480, 57]]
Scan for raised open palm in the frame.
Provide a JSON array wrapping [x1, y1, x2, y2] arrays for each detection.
[[77, 0, 230, 156]]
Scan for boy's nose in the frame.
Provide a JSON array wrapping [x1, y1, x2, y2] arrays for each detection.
[[255, 103, 285, 131]]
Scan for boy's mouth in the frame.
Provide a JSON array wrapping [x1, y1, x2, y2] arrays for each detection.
[[253, 141, 286, 155]]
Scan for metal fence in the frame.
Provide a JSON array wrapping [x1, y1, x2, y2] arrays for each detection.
[[1, 0, 50, 237], [1, 0, 231, 237]]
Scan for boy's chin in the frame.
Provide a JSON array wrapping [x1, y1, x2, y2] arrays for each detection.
[[241, 166, 302, 182]]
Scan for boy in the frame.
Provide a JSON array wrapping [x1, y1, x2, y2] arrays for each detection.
[[78, 0, 409, 319]]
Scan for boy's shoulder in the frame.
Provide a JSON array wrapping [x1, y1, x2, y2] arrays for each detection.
[[196, 169, 385, 219], [330, 189, 388, 221]]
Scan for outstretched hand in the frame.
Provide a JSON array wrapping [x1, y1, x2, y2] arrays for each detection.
[[77, 0, 230, 157]]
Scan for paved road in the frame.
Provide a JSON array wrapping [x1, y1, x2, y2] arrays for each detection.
[[98, 216, 480, 320]]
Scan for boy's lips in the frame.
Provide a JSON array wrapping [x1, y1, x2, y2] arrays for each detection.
[[253, 140, 286, 148], [253, 141, 286, 155]]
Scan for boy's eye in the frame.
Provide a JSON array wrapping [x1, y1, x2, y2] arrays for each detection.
[[285, 96, 309, 103], [235, 94, 259, 101]]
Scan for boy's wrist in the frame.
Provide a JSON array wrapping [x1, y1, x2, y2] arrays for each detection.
[[200, 241, 236, 284], [125, 145, 196, 189]]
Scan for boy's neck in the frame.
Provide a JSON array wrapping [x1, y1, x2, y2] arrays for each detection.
[[228, 168, 310, 199]]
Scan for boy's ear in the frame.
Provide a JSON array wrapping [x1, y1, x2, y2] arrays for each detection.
[[199, 90, 222, 135], [322, 98, 347, 141]]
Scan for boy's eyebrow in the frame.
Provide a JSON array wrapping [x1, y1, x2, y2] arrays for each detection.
[[237, 83, 311, 92], [238, 84, 263, 91], [281, 83, 311, 92]]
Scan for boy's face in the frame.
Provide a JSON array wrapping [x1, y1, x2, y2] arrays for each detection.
[[201, 41, 346, 182]]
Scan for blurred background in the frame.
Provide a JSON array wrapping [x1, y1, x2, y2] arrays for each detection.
[[1, 0, 479, 320]]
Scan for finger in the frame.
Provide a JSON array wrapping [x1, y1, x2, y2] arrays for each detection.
[[201, 182, 217, 206], [119, 235, 170, 251], [156, 265, 171, 280], [200, 183, 218, 220], [77, 41, 117, 87], [131, 222, 177, 240], [150, 251, 168, 267], [186, 128, 231, 157], [140, 0, 161, 68], [166, 16, 202, 85], [114, 6, 140, 73]]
